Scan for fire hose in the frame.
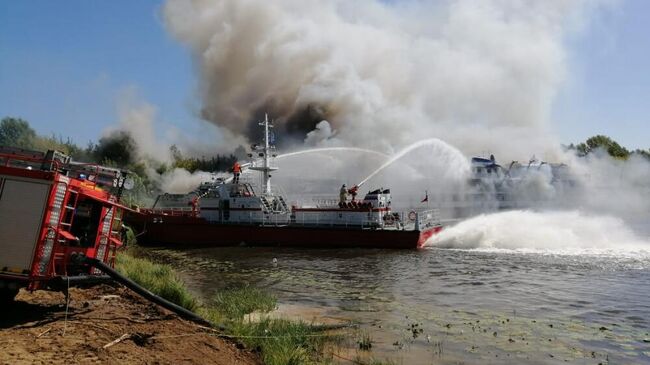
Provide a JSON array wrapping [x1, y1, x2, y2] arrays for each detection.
[[70, 253, 214, 328]]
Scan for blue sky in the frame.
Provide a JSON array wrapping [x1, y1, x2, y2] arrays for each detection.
[[0, 1, 648, 150], [552, 0, 650, 150]]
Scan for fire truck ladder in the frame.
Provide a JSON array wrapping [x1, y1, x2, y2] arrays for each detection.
[[93, 207, 115, 275], [107, 208, 123, 266], [52, 189, 79, 275], [58, 189, 79, 232], [35, 178, 70, 279]]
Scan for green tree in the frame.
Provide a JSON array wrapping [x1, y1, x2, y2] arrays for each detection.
[[575, 135, 630, 159], [633, 149, 650, 161], [0, 117, 37, 148]]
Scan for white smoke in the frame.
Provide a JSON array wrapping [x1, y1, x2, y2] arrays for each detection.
[[562, 150, 650, 219], [162, 0, 607, 158], [157, 167, 214, 194], [102, 88, 173, 162], [303, 120, 339, 146]]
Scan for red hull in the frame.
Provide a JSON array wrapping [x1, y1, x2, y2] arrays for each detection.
[[126, 212, 442, 249]]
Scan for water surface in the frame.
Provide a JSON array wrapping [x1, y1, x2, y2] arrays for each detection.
[[153, 247, 650, 364]]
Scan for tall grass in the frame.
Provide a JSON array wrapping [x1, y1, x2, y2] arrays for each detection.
[[115, 250, 342, 364], [230, 317, 333, 365], [115, 252, 198, 311], [210, 286, 340, 365], [213, 286, 277, 319]]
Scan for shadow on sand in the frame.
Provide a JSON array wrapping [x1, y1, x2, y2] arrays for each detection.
[[0, 294, 92, 329]]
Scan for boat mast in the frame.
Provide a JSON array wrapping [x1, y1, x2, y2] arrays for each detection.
[[250, 114, 278, 195], [262, 114, 272, 195]]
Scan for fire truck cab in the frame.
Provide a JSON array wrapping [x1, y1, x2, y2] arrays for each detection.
[[0, 147, 130, 301]]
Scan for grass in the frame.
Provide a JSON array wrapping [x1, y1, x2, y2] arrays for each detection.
[[230, 317, 335, 365], [211, 286, 340, 365], [354, 358, 397, 365], [115, 251, 198, 312], [357, 330, 373, 351], [115, 247, 341, 364], [213, 286, 277, 319]]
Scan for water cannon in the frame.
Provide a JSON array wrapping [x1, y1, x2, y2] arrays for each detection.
[[347, 185, 359, 195]]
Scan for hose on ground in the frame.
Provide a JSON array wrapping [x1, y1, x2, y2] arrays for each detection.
[[71, 253, 213, 327]]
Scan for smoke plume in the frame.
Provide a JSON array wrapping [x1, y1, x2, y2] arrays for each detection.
[[103, 88, 173, 163], [163, 0, 603, 158]]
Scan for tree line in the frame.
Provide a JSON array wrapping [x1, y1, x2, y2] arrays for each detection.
[[0, 117, 237, 172], [0, 116, 239, 206], [565, 135, 650, 161]]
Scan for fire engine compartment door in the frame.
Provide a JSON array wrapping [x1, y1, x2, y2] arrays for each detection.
[[0, 176, 51, 275]]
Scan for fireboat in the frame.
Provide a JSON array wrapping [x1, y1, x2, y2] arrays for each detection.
[[125, 116, 442, 249]]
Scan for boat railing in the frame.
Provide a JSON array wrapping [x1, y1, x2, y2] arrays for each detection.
[[287, 213, 384, 230], [309, 195, 340, 208], [142, 207, 196, 217], [282, 208, 442, 231], [411, 208, 442, 230]]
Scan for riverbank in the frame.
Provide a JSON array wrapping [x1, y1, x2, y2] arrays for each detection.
[[0, 284, 260, 365], [0, 249, 358, 365]]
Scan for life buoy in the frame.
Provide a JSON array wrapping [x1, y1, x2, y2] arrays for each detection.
[[408, 211, 417, 221]]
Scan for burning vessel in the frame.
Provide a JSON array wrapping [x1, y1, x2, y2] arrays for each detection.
[[125, 116, 442, 249], [466, 154, 577, 211]]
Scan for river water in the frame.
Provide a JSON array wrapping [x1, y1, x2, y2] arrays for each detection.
[[150, 241, 650, 364]]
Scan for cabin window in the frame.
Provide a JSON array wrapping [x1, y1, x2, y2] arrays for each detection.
[[70, 198, 103, 247]]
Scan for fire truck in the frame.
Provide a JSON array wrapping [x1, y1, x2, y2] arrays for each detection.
[[0, 146, 132, 301]]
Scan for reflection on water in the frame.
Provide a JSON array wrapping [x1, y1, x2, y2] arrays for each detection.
[[151, 247, 650, 364]]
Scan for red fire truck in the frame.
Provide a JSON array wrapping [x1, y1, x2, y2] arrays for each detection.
[[0, 146, 131, 301]]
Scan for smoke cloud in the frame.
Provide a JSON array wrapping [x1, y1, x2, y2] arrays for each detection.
[[102, 87, 173, 163], [162, 0, 604, 158], [157, 167, 215, 194]]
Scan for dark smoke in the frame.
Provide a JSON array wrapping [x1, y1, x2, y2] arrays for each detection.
[[244, 104, 330, 147], [94, 130, 137, 166]]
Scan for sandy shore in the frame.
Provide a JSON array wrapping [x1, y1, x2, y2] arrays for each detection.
[[0, 284, 261, 365]]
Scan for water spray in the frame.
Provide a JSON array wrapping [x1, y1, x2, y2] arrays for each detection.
[[276, 147, 388, 160], [356, 138, 470, 188]]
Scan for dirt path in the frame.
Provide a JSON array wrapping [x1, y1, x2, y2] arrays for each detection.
[[0, 284, 261, 365]]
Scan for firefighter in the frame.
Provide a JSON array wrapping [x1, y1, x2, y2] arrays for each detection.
[[339, 184, 348, 204], [348, 185, 359, 202], [232, 161, 242, 184]]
